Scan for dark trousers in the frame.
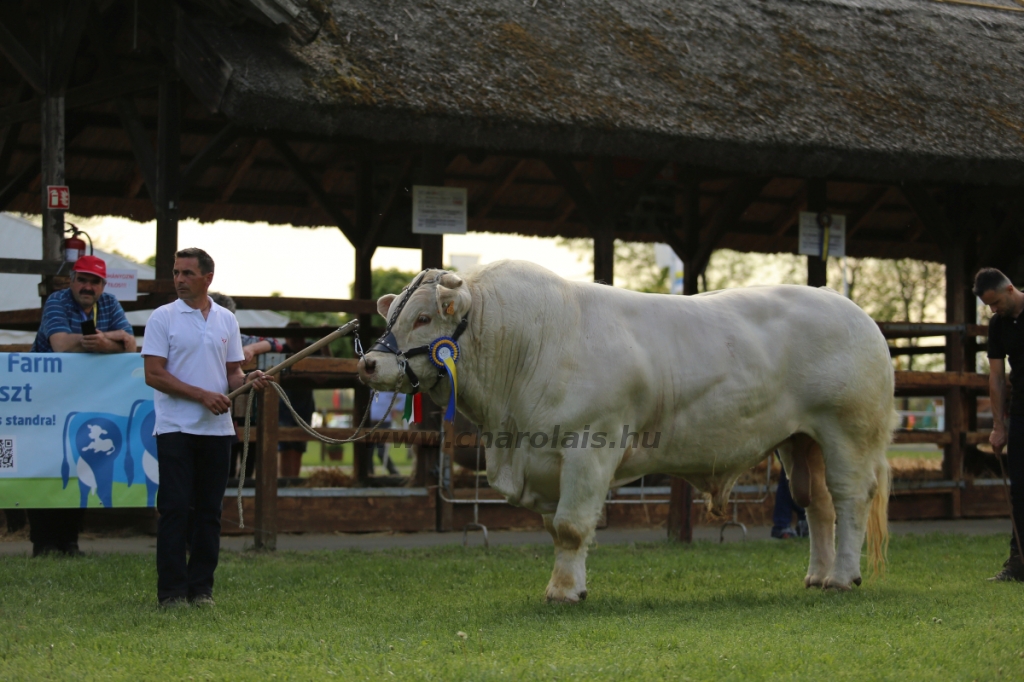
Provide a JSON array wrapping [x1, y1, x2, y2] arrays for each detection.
[[1007, 418, 1024, 556], [772, 468, 806, 530], [156, 432, 232, 601], [27, 508, 85, 550]]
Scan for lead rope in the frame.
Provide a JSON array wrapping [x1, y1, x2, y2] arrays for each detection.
[[235, 377, 402, 528]]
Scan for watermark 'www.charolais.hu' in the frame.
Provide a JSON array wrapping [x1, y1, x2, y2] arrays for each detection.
[[400, 425, 662, 449]]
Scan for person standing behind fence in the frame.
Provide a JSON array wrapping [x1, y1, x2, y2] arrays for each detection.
[[27, 255, 135, 557], [143, 248, 267, 608], [975, 267, 1024, 582], [369, 391, 404, 475]]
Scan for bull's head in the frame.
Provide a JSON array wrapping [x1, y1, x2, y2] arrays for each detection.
[[357, 269, 472, 394]]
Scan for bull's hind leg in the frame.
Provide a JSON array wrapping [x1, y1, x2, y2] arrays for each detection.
[[797, 438, 835, 588], [543, 452, 615, 603], [778, 435, 835, 588], [819, 433, 878, 591]]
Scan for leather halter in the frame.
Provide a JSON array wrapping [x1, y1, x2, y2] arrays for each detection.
[[364, 270, 469, 393]]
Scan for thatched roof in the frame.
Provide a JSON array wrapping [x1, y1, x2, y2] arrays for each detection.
[[191, 0, 1024, 185]]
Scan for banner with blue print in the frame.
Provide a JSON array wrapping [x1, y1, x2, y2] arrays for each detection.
[[0, 353, 157, 508]]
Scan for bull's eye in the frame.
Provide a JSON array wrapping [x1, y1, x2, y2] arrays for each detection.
[[415, 314, 431, 328]]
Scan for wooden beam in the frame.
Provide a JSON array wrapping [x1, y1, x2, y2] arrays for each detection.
[[218, 138, 265, 203], [154, 72, 181, 280], [361, 156, 414, 255], [475, 158, 527, 219], [180, 123, 239, 190], [544, 157, 602, 225], [900, 184, 956, 255], [49, 0, 91, 91], [0, 69, 162, 128], [978, 198, 1024, 267], [611, 160, 667, 217], [771, 181, 806, 237], [229, 296, 378, 315], [0, 258, 64, 276], [0, 160, 40, 212], [86, 14, 160, 201], [806, 178, 827, 287], [846, 185, 892, 239], [0, 82, 29, 177], [894, 371, 988, 391], [691, 177, 770, 275], [270, 136, 358, 245], [0, 19, 44, 93]]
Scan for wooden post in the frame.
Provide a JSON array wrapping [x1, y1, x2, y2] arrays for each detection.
[[40, 0, 65, 301], [943, 189, 972, 518], [154, 70, 181, 280], [806, 178, 827, 288], [668, 177, 698, 542], [415, 149, 447, 529], [254, 383, 279, 550], [593, 159, 615, 285], [352, 159, 375, 483]]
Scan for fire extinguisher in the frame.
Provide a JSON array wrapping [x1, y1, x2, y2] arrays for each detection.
[[64, 223, 92, 263]]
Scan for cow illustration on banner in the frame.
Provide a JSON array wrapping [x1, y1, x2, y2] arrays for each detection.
[[127, 399, 159, 507], [61, 399, 156, 508]]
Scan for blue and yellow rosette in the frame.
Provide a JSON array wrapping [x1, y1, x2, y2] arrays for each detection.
[[428, 337, 460, 422]]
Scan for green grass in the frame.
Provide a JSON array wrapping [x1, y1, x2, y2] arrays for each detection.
[[300, 441, 416, 476], [1, 535, 1022, 680]]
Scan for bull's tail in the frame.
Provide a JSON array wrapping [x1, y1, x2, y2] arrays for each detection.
[[865, 456, 891, 577]]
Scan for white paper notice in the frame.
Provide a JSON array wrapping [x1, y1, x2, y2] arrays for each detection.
[[412, 185, 468, 235], [798, 212, 846, 258], [105, 269, 139, 302]]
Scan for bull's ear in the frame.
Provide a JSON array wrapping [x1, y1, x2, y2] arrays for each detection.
[[377, 294, 397, 318], [436, 273, 471, 319]]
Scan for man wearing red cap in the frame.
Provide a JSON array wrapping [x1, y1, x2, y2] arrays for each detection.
[[28, 254, 137, 556]]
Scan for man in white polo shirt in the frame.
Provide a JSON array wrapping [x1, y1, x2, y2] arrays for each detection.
[[143, 247, 267, 608]]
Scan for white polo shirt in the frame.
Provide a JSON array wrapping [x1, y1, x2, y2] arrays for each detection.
[[142, 298, 244, 436]]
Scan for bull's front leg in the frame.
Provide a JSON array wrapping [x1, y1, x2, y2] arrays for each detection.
[[543, 450, 615, 603]]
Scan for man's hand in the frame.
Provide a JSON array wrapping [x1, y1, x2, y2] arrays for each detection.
[[199, 389, 233, 416], [245, 370, 270, 391], [243, 345, 257, 365], [991, 426, 1008, 456], [80, 330, 122, 353]]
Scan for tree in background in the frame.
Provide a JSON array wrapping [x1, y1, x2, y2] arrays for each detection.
[[829, 257, 946, 371], [556, 238, 669, 292]]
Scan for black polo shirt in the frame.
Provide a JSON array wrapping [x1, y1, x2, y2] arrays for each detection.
[[988, 310, 1024, 415]]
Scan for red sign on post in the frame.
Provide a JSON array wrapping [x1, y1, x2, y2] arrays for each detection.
[[46, 185, 70, 210]]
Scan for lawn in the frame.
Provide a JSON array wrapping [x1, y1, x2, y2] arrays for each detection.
[[1, 534, 1022, 680]]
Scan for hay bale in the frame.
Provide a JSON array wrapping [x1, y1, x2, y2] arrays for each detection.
[[304, 468, 353, 487]]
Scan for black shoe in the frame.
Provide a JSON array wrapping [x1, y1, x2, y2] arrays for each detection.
[[796, 520, 809, 538], [189, 594, 215, 607], [771, 526, 797, 539], [988, 555, 1024, 582], [159, 596, 190, 609], [60, 542, 85, 557]]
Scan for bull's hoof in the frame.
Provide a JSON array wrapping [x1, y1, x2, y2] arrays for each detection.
[[853, 576, 862, 587], [578, 590, 587, 601], [804, 575, 824, 589], [822, 577, 853, 592], [545, 591, 582, 604]]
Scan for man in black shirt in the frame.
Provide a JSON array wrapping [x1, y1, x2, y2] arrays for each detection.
[[975, 267, 1024, 582]]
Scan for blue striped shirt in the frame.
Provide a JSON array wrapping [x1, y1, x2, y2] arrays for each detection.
[[31, 288, 133, 353]]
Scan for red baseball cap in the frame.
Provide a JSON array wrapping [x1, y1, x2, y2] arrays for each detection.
[[72, 255, 107, 280]]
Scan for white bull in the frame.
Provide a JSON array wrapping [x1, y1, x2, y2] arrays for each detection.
[[358, 261, 895, 602]]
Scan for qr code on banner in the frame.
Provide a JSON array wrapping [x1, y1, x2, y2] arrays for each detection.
[[0, 437, 14, 471]]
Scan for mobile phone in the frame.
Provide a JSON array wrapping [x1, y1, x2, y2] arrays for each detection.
[[81, 320, 96, 336]]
